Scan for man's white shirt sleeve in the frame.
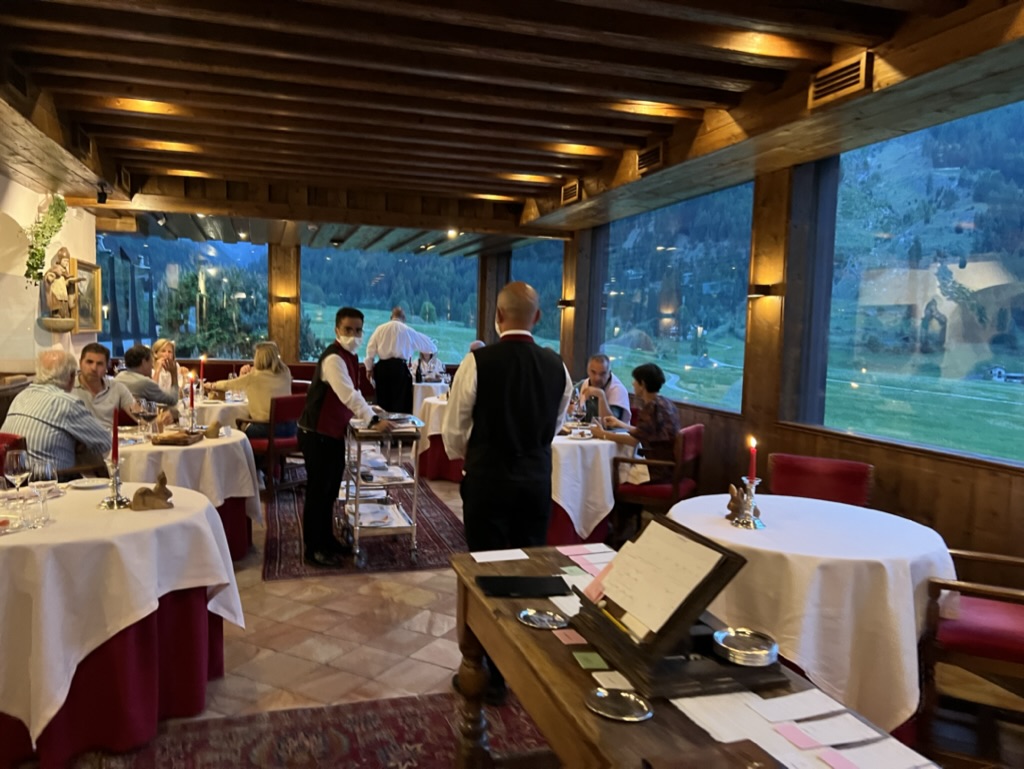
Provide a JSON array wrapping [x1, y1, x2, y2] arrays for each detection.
[[442, 352, 476, 460], [322, 353, 375, 421]]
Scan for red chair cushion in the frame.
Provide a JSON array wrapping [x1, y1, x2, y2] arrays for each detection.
[[937, 595, 1024, 664], [246, 437, 299, 455], [247, 439, 269, 453], [617, 478, 697, 502]]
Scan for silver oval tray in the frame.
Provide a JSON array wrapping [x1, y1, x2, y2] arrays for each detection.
[[713, 627, 779, 667], [517, 608, 569, 630], [584, 687, 653, 722]]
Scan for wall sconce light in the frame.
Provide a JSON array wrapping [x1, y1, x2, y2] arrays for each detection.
[[747, 283, 785, 299], [556, 298, 575, 310], [102, 304, 109, 320], [271, 295, 296, 304]]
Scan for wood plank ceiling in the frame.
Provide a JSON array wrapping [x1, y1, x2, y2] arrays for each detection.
[[0, 0, 936, 248]]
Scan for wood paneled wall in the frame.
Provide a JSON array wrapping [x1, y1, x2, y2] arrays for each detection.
[[268, 243, 300, 364]]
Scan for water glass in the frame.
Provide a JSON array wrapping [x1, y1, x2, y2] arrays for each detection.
[[4, 451, 30, 513], [28, 460, 57, 527]]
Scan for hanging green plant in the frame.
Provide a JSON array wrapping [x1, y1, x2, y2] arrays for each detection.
[[24, 195, 68, 283]]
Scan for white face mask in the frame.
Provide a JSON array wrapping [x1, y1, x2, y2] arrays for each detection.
[[338, 335, 360, 353]]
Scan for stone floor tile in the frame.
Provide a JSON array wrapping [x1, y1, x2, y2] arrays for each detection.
[[328, 644, 405, 678], [374, 658, 453, 695], [232, 651, 325, 689], [410, 638, 463, 670]]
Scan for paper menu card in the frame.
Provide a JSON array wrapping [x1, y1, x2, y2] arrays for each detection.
[[747, 689, 845, 723], [470, 548, 529, 563], [600, 523, 723, 633], [777, 713, 880, 748], [822, 738, 937, 769]]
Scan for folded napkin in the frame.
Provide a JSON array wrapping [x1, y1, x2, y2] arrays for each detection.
[[151, 430, 205, 446], [131, 471, 173, 510], [205, 419, 222, 439]]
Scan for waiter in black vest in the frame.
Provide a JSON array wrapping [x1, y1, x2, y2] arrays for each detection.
[[299, 307, 389, 568], [442, 281, 572, 702]]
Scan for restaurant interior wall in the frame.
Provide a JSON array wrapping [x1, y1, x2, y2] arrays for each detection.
[[0, 171, 96, 373]]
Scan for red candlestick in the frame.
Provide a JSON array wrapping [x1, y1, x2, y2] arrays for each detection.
[[748, 438, 757, 480], [189, 379, 195, 409], [111, 408, 119, 463]]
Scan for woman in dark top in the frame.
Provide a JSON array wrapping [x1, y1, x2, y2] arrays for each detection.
[[591, 363, 681, 481]]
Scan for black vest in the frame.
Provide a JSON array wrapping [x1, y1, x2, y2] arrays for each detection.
[[465, 335, 566, 480], [299, 341, 358, 439]]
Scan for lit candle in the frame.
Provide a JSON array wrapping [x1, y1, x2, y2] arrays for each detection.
[[748, 437, 757, 480], [189, 374, 195, 409], [111, 407, 119, 463], [199, 354, 206, 382]]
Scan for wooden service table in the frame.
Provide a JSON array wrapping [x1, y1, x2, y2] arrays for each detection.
[[451, 548, 784, 769]]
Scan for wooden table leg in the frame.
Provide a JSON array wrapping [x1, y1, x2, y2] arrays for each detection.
[[455, 582, 492, 769]]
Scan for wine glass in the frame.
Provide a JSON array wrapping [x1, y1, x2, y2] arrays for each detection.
[[227, 372, 237, 401], [137, 399, 159, 438], [28, 460, 57, 527], [4, 450, 30, 514]]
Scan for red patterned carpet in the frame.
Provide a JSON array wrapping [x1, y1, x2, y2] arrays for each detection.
[[70, 693, 552, 768], [263, 476, 467, 580]]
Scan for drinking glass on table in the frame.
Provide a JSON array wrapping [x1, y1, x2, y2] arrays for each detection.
[[137, 399, 159, 438], [4, 450, 30, 515], [28, 459, 57, 527]]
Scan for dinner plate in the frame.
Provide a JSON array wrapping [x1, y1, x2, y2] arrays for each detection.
[[584, 688, 653, 722], [68, 478, 109, 490], [569, 432, 593, 441], [517, 608, 569, 629]]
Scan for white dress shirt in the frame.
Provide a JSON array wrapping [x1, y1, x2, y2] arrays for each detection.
[[442, 330, 573, 460], [576, 371, 632, 423], [322, 340, 375, 422], [364, 320, 437, 367]]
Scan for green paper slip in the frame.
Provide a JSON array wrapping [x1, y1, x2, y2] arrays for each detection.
[[573, 651, 609, 670], [560, 566, 587, 576]]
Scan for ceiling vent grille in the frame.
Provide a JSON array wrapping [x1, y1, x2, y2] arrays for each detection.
[[808, 52, 872, 110], [637, 143, 665, 176], [561, 179, 581, 206], [0, 59, 29, 100], [70, 124, 92, 159]]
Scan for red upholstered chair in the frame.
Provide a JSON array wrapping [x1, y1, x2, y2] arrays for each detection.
[[919, 550, 1024, 757], [767, 452, 874, 506], [0, 433, 26, 472], [240, 395, 305, 498], [612, 423, 703, 516]]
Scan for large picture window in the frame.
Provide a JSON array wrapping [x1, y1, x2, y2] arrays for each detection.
[[98, 234, 268, 359], [601, 183, 754, 410], [510, 239, 562, 352], [826, 101, 1024, 462], [300, 248, 478, 365]]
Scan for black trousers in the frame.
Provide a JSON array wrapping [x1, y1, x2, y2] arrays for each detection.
[[373, 358, 413, 414], [298, 429, 346, 554]]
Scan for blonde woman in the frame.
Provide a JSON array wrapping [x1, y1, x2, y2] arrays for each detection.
[[151, 338, 188, 397], [206, 342, 293, 438]]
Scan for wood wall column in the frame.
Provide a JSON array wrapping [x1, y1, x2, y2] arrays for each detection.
[[560, 229, 604, 380], [477, 250, 510, 345], [741, 169, 791, 476], [268, 243, 300, 364]]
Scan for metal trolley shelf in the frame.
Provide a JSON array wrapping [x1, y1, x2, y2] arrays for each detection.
[[340, 415, 425, 569]]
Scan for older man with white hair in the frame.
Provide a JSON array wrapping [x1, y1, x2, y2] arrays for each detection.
[[1, 350, 110, 474]]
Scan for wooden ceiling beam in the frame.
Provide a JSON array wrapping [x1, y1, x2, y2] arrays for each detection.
[[300, 0, 832, 67], [39, 78, 652, 150], [5, 30, 737, 112], [552, 0, 901, 46], [842, 0, 965, 13], [22, 0, 781, 92], [0, 8, 739, 106], [80, 121, 605, 174]]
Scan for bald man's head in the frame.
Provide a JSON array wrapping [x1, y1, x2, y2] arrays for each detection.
[[496, 281, 541, 333]]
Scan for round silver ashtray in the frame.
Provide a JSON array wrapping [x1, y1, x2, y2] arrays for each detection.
[[584, 687, 654, 722], [517, 608, 569, 630], [712, 627, 779, 667]]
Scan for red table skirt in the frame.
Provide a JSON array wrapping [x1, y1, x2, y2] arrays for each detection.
[[218, 497, 253, 560], [0, 587, 224, 769], [418, 435, 464, 483], [546, 501, 609, 546]]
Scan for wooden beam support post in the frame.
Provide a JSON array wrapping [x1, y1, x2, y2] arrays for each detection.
[[741, 168, 790, 477], [268, 242, 300, 364], [560, 228, 604, 380], [477, 250, 510, 346]]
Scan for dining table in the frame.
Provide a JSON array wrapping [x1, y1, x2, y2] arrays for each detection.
[[118, 427, 262, 559], [668, 493, 958, 731], [0, 483, 243, 769], [412, 380, 448, 421], [416, 395, 464, 482], [193, 394, 251, 429]]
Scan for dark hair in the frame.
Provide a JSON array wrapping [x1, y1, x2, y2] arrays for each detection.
[[632, 362, 666, 393], [80, 342, 110, 363], [124, 344, 153, 369], [335, 307, 364, 328]]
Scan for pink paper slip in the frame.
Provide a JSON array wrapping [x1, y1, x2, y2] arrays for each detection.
[[557, 545, 596, 556], [582, 561, 613, 602], [775, 723, 822, 750], [569, 555, 604, 576], [818, 749, 859, 769], [552, 628, 587, 645]]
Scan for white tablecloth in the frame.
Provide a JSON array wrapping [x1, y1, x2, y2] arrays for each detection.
[[119, 430, 262, 523], [412, 382, 448, 421], [0, 484, 243, 742], [551, 435, 637, 539], [416, 396, 448, 455], [668, 494, 957, 730], [194, 398, 250, 429]]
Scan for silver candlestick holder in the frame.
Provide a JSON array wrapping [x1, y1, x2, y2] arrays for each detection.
[[99, 458, 131, 510], [188, 406, 197, 433], [728, 476, 764, 529]]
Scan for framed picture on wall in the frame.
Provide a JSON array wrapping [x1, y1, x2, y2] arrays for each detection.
[[71, 259, 102, 333]]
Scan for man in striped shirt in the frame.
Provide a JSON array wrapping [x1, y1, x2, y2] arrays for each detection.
[[1, 350, 110, 474]]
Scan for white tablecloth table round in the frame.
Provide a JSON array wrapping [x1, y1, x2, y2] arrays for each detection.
[[0, 484, 243, 743], [668, 493, 957, 730], [416, 396, 447, 455], [412, 382, 448, 421], [551, 435, 637, 539], [119, 429, 262, 523], [193, 397, 250, 429]]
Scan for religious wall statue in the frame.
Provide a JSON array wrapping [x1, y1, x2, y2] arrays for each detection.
[[42, 247, 81, 319]]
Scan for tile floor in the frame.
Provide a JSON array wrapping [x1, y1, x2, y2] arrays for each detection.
[[195, 478, 465, 720]]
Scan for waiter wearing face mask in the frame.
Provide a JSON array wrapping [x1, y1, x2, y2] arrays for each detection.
[[299, 307, 390, 568]]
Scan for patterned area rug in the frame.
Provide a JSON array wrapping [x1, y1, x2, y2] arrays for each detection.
[[73, 693, 553, 768], [262, 473, 467, 580]]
